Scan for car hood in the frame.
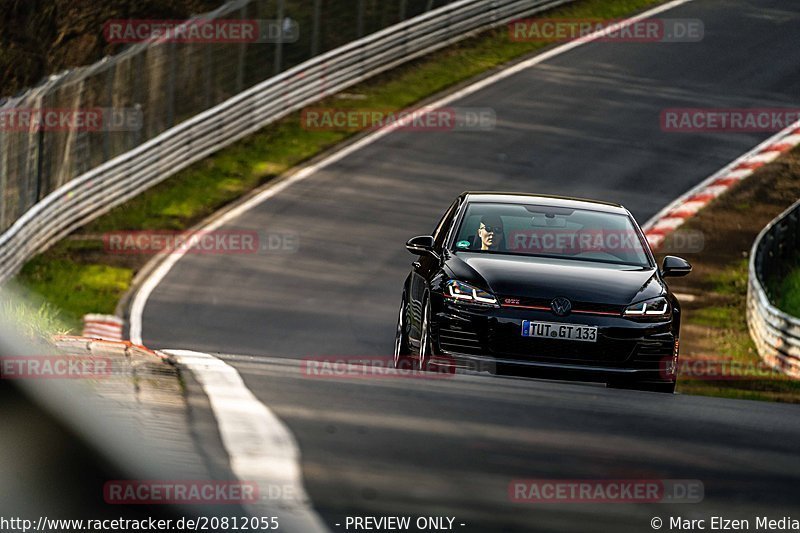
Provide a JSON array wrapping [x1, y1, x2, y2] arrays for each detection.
[[445, 252, 663, 306]]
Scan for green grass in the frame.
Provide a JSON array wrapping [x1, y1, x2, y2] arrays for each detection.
[[688, 259, 755, 361], [708, 258, 750, 296], [16, 0, 668, 329], [679, 259, 800, 402], [0, 294, 71, 343], [20, 253, 133, 332], [775, 263, 800, 317]]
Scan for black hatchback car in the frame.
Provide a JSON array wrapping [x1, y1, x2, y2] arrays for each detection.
[[394, 192, 692, 393]]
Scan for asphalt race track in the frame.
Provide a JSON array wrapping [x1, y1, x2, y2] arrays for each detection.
[[139, 1, 800, 531], [215, 354, 800, 532], [142, 0, 800, 357]]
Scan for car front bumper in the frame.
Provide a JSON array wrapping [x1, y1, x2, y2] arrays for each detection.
[[431, 298, 679, 383]]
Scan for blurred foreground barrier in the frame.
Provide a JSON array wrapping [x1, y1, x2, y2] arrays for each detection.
[[0, 0, 575, 283], [747, 199, 800, 378]]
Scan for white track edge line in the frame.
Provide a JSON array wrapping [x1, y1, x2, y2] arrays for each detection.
[[165, 350, 328, 532]]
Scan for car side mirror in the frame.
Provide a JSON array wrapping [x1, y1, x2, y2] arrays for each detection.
[[661, 255, 692, 277], [406, 235, 438, 258]]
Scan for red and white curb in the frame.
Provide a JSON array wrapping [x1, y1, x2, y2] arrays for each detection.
[[82, 314, 124, 341], [644, 123, 800, 249]]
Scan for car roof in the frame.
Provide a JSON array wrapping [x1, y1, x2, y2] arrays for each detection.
[[461, 191, 628, 214]]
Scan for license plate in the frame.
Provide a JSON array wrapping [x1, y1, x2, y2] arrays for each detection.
[[521, 320, 598, 342]]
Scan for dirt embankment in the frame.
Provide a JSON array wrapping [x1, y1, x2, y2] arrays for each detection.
[[658, 147, 800, 402], [0, 0, 222, 98]]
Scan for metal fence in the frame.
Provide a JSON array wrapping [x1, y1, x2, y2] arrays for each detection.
[[747, 199, 800, 378], [0, 0, 465, 234], [0, 0, 576, 283]]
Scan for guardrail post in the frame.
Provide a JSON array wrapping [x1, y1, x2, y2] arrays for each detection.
[[236, 3, 247, 93], [133, 52, 144, 146], [166, 40, 177, 128], [273, 0, 286, 76], [35, 128, 44, 202], [16, 140, 27, 217], [311, 0, 322, 56], [104, 64, 114, 162], [203, 44, 212, 111]]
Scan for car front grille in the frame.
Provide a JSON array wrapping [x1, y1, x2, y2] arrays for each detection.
[[438, 325, 483, 355]]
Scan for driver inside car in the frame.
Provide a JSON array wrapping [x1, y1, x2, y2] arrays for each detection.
[[476, 214, 505, 251]]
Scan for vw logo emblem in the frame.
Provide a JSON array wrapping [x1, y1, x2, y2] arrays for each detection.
[[551, 297, 572, 317]]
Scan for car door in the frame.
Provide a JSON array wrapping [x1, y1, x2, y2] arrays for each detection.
[[409, 198, 461, 347]]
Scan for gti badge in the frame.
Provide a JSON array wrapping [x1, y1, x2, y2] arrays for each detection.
[[551, 297, 572, 317]]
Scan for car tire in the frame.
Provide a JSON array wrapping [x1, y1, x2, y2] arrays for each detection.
[[393, 296, 413, 370], [418, 297, 434, 372]]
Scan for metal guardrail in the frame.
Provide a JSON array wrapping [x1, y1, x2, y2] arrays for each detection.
[[747, 199, 800, 378], [0, 0, 575, 284]]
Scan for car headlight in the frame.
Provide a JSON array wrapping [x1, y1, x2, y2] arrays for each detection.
[[624, 296, 670, 318], [444, 280, 498, 306]]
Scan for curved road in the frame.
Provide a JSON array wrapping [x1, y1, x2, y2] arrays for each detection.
[[139, 1, 800, 531], [143, 0, 800, 357]]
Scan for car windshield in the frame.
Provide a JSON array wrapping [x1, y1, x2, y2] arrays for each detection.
[[453, 201, 651, 267]]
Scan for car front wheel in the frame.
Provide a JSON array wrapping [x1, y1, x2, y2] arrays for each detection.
[[393, 296, 413, 370], [418, 297, 434, 372]]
